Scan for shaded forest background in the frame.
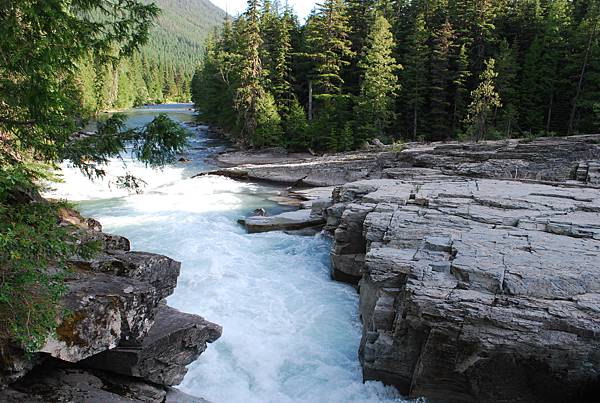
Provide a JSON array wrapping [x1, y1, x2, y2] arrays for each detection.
[[75, 0, 225, 114], [192, 0, 600, 150]]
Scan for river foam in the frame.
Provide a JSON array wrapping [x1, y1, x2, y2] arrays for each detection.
[[49, 105, 410, 403]]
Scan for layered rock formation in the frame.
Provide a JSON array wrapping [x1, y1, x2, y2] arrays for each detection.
[[210, 134, 600, 186], [0, 212, 221, 402], [324, 174, 600, 402], [224, 134, 600, 402]]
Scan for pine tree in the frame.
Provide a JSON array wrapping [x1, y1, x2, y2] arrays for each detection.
[[285, 98, 310, 149], [402, 13, 428, 140], [266, 6, 296, 112], [568, 1, 599, 135], [75, 53, 99, 115], [355, 14, 400, 144], [451, 43, 471, 136], [465, 58, 502, 141], [304, 0, 354, 96], [429, 21, 454, 140], [345, 0, 377, 95], [235, 0, 267, 144], [495, 39, 519, 137], [234, 0, 283, 146]]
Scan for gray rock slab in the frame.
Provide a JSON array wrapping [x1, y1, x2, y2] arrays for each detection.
[[82, 305, 222, 386], [327, 173, 600, 402], [240, 209, 325, 233]]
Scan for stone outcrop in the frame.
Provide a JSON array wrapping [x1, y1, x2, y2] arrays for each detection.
[[0, 211, 221, 402], [83, 305, 221, 386], [239, 209, 326, 233], [1, 364, 210, 403], [208, 134, 600, 187], [323, 174, 600, 402], [203, 150, 399, 186]]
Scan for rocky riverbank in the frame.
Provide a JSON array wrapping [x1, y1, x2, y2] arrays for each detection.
[[232, 134, 600, 402], [0, 209, 221, 402], [210, 134, 600, 186]]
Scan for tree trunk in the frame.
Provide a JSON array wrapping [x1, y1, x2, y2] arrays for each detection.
[[413, 105, 418, 141], [308, 80, 313, 121], [546, 93, 554, 133], [568, 19, 597, 135]]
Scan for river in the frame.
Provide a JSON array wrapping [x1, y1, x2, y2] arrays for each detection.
[[47, 104, 408, 403]]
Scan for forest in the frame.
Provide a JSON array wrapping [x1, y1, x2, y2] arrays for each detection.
[[74, 0, 224, 114], [192, 0, 600, 150]]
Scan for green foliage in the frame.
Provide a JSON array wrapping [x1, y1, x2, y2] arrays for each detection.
[[0, 0, 190, 352], [254, 93, 283, 148], [355, 14, 400, 145], [0, 165, 101, 352], [284, 99, 310, 150], [71, 0, 225, 112], [428, 21, 454, 140], [133, 114, 190, 166], [304, 0, 355, 97], [401, 13, 429, 140], [465, 59, 502, 141], [193, 0, 600, 148]]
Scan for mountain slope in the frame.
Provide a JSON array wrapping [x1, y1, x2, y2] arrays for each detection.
[[143, 0, 226, 66]]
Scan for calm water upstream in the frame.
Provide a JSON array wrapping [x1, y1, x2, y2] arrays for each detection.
[[47, 104, 408, 403]]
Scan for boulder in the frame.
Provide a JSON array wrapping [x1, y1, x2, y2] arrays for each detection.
[[71, 251, 181, 301], [40, 271, 161, 362], [82, 305, 222, 386], [239, 209, 325, 233]]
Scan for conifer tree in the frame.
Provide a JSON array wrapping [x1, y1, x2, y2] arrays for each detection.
[[495, 39, 519, 137], [267, 6, 296, 111], [402, 13, 428, 139], [304, 0, 354, 96], [465, 58, 502, 141], [235, 0, 267, 144], [235, 0, 282, 146], [345, 0, 377, 95], [429, 21, 454, 140], [568, 1, 599, 135], [355, 14, 400, 144], [451, 43, 471, 136]]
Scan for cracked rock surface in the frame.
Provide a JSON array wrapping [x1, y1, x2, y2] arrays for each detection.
[[325, 174, 600, 402], [210, 134, 600, 187]]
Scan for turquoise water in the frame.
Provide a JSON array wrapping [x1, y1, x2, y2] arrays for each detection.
[[48, 104, 406, 403]]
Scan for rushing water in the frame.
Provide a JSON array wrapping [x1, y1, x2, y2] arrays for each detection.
[[48, 104, 407, 403]]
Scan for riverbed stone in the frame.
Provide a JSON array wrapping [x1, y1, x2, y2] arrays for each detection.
[[82, 305, 222, 386], [240, 209, 325, 233], [40, 270, 162, 362]]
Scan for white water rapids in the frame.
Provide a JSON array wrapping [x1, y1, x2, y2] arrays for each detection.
[[47, 104, 410, 403]]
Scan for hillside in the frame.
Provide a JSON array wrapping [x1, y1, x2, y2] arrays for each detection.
[[74, 0, 225, 112], [143, 0, 226, 66]]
